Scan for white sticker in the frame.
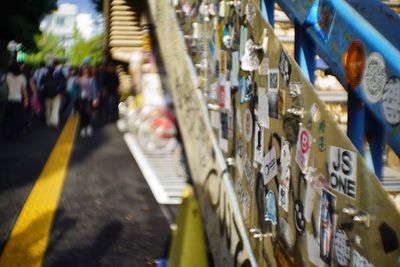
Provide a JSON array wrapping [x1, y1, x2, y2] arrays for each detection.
[[279, 50, 292, 86], [239, 26, 248, 59], [334, 229, 351, 266], [230, 52, 240, 87], [279, 185, 289, 212], [243, 154, 254, 190], [258, 57, 269, 75], [268, 68, 279, 91], [210, 110, 220, 129], [257, 87, 270, 128], [281, 138, 291, 167], [243, 108, 253, 142], [295, 127, 312, 174], [303, 185, 316, 224], [241, 39, 259, 71], [209, 80, 218, 100], [352, 250, 374, 267], [224, 80, 231, 110], [253, 123, 264, 164], [245, 2, 256, 27], [262, 148, 278, 184], [328, 146, 357, 199], [362, 53, 387, 103], [306, 231, 326, 267], [382, 76, 400, 125]]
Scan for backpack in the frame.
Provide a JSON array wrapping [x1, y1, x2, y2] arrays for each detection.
[[0, 74, 9, 102], [41, 68, 66, 98]]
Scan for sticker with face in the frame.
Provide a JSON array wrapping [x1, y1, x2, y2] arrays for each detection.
[[295, 127, 312, 174], [319, 189, 336, 265], [268, 68, 279, 91], [279, 185, 289, 212], [265, 190, 277, 225], [362, 52, 387, 103], [382, 76, 400, 125], [243, 108, 253, 142], [241, 39, 259, 71]]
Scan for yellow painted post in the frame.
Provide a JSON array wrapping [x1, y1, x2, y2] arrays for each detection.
[[167, 186, 208, 267]]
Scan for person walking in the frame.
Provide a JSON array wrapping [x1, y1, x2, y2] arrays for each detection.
[[4, 61, 29, 138], [101, 62, 120, 121], [76, 64, 98, 137]]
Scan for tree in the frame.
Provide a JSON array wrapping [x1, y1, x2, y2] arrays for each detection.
[[24, 33, 66, 68], [69, 34, 104, 67], [0, 0, 57, 50]]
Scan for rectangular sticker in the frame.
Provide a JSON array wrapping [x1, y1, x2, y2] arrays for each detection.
[[262, 148, 278, 185], [268, 68, 279, 90], [224, 80, 231, 110], [295, 127, 312, 174], [230, 52, 240, 87], [328, 146, 357, 199], [319, 189, 336, 265], [257, 87, 269, 128], [278, 185, 289, 212]]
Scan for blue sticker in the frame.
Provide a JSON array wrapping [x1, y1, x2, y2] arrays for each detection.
[[265, 190, 277, 225], [240, 76, 253, 104]]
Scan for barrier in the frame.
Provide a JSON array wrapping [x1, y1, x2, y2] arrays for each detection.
[[146, 0, 400, 266]]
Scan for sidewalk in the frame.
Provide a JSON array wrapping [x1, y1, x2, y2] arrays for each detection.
[[0, 117, 171, 266]]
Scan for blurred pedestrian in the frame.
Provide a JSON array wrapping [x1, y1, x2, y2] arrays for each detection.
[[101, 62, 119, 121], [3, 61, 28, 138], [76, 64, 98, 137], [20, 63, 38, 131]]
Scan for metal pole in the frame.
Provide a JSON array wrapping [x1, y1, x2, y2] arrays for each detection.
[[366, 109, 385, 180], [294, 21, 316, 83], [347, 89, 365, 155], [261, 0, 275, 28]]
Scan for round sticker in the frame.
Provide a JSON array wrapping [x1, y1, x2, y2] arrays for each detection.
[[300, 130, 310, 154], [334, 229, 351, 266], [243, 109, 253, 142], [362, 52, 387, 103], [382, 76, 400, 125]]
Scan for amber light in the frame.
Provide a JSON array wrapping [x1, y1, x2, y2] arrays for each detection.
[[342, 40, 365, 89]]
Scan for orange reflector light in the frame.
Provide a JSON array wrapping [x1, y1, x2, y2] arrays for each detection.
[[342, 40, 365, 89]]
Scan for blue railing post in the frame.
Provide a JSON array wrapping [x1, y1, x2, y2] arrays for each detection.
[[347, 90, 365, 155], [294, 21, 316, 83], [261, 0, 275, 28], [366, 110, 386, 180]]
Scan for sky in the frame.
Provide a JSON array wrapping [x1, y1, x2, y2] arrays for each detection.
[[58, 0, 98, 16]]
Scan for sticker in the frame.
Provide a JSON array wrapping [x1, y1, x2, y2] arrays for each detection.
[[239, 76, 253, 104], [236, 108, 243, 133], [279, 185, 289, 212], [307, 231, 326, 267], [245, 2, 256, 27], [279, 50, 292, 86], [258, 57, 269, 75], [289, 82, 302, 97], [208, 80, 218, 101], [262, 148, 278, 185], [218, 80, 225, 108], [259, 28, 269, 53], [268, 88, 279, 119], [219, 0, 226, 17], [236, 145, 244, 178], [294, 200, 305, 234], [224, 80, 231, 110], [278, 89, 286, 115], [268, 68, 279, 90], [253, 123, 264, 164], [220, 51, 226, 75], [241, 39, 259, 71], [230, 51, 240, 87], [279, 217, 294, 250], [304, 184, 316, 222], [228, 111, 234, 138], [334, 229, 351, 266], [311, 172, 329, 192], [283, 116, 300, 144], [352, 250, 374, 267], [243, 108, 253, 142], [243, 154, 254, 190], [257, 87, 270, 128], [319, 189, 336, 265], [328, 146, 357, 199], [317, 0, 335, 41], [362, 52, 387, 103], [235, 178, 250, 218], [220, 112, 229, 152], [295, 127, 312, 174], [382, 76, 400, 125], [210, 110, 220, 129], [310, 103, 320, 122], [280, 138, 291, 168], [265, 190, 277, 225], [222, 24, 232, 49], [318, 120, 326, 151], [239, 26, 248, 59]]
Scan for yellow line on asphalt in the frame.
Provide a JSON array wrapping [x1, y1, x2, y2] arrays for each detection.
[[0, 114, 79, 267]]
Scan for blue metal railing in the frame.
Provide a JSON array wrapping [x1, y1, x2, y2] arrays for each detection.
[[261, 0, 400, 179]]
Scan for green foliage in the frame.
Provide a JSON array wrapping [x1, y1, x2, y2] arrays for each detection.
[[0, 0, 57, 50], [69, 34, 104, 67], [24, 33, 66, 68]]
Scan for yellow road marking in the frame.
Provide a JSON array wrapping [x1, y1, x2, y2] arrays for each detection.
[[0, 115, 79, 267]]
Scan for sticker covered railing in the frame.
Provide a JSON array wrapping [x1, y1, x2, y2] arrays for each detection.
[[145, 0, 400, 266]]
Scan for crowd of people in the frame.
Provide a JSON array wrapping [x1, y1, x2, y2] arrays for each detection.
[[0, 60, 120, 139]]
